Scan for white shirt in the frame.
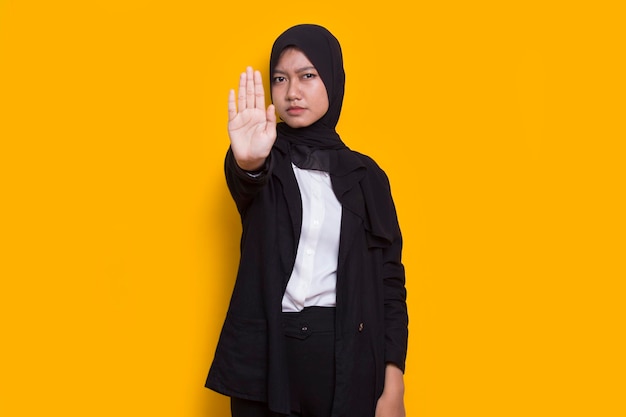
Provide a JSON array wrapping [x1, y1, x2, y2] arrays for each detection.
[[281, 164, 342, 312]]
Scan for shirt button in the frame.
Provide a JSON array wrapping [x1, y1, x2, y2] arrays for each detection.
[[301, 326, 308, 332], [306, 249, 313, 255], [358, 323, 364, 332]]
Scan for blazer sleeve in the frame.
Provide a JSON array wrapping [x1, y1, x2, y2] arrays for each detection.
[[380, 179, 409, 372], [224, 147, 273, 215]]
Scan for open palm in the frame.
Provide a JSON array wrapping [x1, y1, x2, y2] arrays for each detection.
[[228, 67, 277, 171]]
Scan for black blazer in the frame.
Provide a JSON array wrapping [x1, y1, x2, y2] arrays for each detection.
[[206, 139, 408, 417]]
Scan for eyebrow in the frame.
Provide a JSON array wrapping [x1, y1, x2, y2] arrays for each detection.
[[273, 66, 317, 75]]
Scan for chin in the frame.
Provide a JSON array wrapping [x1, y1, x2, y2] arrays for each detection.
[[283, 119, 313, 129]]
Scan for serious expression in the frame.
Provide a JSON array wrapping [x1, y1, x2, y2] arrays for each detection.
[[271, 48, 330, 128]]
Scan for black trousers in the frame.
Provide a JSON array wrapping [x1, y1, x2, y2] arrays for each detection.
[[231, 307, 336, 417]]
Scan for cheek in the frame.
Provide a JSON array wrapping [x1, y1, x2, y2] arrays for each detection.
[[318, 90, 330, 113], [315, 84, 329, 110]]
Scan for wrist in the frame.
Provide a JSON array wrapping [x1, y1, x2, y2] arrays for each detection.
[[236, 159, 265, 172], [383, 363, 405, 394]]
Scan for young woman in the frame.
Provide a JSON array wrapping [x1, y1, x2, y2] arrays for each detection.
[[206, 24, 408, 417]]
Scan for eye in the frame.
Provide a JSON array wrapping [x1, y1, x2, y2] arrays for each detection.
[[302, 73, 316, 79], [272, 76, 286, 83]]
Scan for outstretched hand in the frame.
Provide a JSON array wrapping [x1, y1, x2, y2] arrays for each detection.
[[228, 67, 277, 171]]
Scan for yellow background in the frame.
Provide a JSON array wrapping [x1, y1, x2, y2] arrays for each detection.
[[1, 0, 624, 416]]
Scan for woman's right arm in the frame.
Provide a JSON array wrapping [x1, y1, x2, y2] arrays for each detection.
[[224, 67, 277, 212], [227, 66, 276, 171]]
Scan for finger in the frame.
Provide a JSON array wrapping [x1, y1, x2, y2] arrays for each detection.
[[237, 71, 246, 111], [228, 89, 236, 121], [266, 104, 277, 132], [245, 66, 255, 109], [265, 104, 277, 142], [254, 70, 265, 110]]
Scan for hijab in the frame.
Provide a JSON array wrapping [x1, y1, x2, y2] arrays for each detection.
[[269, 24, 348, 169], [270, 24, 397, 246]]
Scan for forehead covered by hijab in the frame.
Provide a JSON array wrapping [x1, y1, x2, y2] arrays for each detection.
[[270, 24, 345, 128]]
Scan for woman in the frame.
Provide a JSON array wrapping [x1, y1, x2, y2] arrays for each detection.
[[206, 24, 408, 417]]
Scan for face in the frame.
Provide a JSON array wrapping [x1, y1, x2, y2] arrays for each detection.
[[271, 48, 329, 128]]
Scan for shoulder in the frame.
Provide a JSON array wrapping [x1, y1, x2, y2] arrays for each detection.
[[350, 150, 391, 185], [349, 150, 381, 170]]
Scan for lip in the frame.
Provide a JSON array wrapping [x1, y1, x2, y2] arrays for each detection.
[[286, 106, 305, 115]]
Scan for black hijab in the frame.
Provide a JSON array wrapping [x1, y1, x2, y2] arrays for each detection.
[[270, 24, 348, 169], [270, 24, 396, 246]]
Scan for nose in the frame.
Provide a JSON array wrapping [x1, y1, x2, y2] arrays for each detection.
[[286, 79, 301, 101]]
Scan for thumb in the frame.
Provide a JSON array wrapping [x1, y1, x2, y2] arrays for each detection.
[[266, 104, 277, 133]]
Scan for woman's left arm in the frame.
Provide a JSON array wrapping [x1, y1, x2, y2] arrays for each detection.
[[375, 363, 406, 417], [376, 170, 408, 416], [379, 177, 408, 370]]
